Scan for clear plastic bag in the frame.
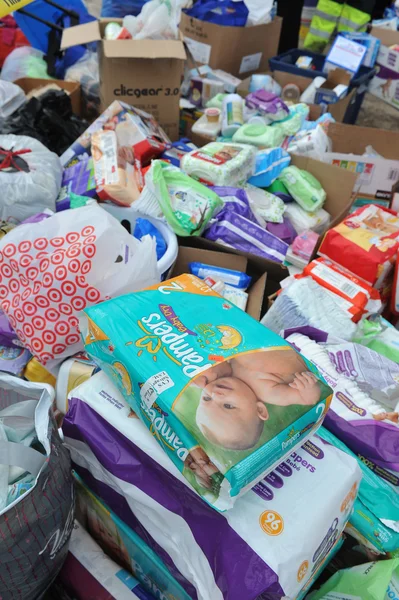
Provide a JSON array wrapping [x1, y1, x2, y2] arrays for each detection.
[[0, 47, 50, 82], [65, 50, 100, 119], [0, 81, 25, 119]]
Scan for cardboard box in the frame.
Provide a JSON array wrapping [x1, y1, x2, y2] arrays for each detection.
[[180, 13, 282, 78], [15, 77, 82, 116], [238, 70, 356, 123], [171, 245, 267, 320], [61, 20, 186, 140], [368, 28, 399, 110], [322, 122, 399, 202]]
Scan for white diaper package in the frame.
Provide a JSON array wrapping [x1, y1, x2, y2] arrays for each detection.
[[261, 277, 357, 340], [284, 328, 399, 498], [284, 203, 331, 235], [63, 371, 362, 600], [181, 142, 256, 186]]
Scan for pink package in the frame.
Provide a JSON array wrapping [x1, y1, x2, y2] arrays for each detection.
[[292, 230, 319, 261]]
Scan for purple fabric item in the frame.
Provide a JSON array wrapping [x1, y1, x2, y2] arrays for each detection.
[[63, 397, 284, 600], [210, 186, 258, 223], [205, 211, 289, 263], [266, 217, 297, 245], [0, 309, 20, 348]]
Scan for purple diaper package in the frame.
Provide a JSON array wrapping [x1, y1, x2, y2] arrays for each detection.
[[205, 210, 289, 263], [266, 217, 297, 245], [284, 327, 399, 494], [245, 90, 289, 122], [0, 309, 21, 348], [63, 371, 359, 600], [210, 186, 258, 222], [0, 345, 31, 375], [57, 157, 97, 212]]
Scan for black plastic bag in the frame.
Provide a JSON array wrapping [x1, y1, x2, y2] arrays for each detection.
[[0, 90, 88, 156]]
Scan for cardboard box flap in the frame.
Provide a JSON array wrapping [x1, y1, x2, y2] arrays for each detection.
[[102, 38, 186, 59], [328, 122, 399, 160], [291, 155, 358, 227], [61, 20, 101, 49], [371, 27, 399, 48]]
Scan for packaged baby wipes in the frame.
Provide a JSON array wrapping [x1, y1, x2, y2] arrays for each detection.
[[278, 166, 326, 213], [284, 327, 399, 500], [135, 160, 223, 236], [63, 370, 360, 600], [181, 142, 256, 186], [79, 274, 332, 511]]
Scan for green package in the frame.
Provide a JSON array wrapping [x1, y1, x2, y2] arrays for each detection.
[[353, 315, 399, 364], [311, 558, 399, 600], [137, 160, 223, 237]]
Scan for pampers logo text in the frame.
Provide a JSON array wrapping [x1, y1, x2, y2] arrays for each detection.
[[140, 401, 189, 462], [138, 306, 211, 378]]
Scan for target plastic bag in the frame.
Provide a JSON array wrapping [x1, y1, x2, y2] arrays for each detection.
[[0, 134, 62, 223], [0, 203, 159, 373]]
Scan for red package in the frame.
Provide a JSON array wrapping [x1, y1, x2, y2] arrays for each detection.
[[319, 205, 399, 288], [0, 17, 29, 68], [302, 257, 381, 322], [92, 130, 144, 206]]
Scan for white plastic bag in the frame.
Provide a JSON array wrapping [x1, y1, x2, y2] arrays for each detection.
[[232, 0, 273, 26], [0, 134, 62, 223], [123, 0, 183, 40], [0, 203, 159, 372], [0, 81, 25, 119]]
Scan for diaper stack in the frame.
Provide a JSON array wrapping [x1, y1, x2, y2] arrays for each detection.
[[2, 24, 399, 597]]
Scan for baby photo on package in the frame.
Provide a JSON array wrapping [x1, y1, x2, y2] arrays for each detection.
[[79, 274, 332, 510]]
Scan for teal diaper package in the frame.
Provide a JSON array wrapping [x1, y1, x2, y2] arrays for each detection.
[[80, 274, 332, 511], [319, 427, 399, 555]]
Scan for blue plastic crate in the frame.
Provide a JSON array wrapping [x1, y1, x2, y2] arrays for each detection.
[[269, 48, 376, 124]]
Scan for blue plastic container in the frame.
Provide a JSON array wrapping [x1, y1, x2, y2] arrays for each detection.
[[269, 48, 376, 124]]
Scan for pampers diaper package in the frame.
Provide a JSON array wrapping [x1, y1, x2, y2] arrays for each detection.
[[79, 274, 332, 511], [63, 370, 361, 600], [318, 427, 399, 555]]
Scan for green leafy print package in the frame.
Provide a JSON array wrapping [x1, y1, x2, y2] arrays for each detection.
[[79, 274, 332, 511], [310, 558, 399, 600], [136, 160, 223, 236]]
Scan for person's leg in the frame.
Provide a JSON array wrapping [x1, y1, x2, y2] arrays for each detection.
[[277, 0, 306, 53]]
